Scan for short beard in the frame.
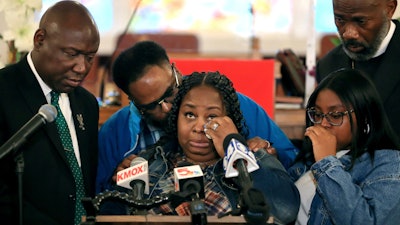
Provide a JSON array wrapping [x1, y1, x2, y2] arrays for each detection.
[[342, 16, 390, 61]]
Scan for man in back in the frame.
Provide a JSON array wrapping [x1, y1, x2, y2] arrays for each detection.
[[317, 0, 400, 136]]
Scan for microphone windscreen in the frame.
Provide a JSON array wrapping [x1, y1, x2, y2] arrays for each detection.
[[182, 179, 201, 195], [174, 165, 205, 199], [223, 133, 247, 151], [130, 156, 146, 167], [117, 157, 149, 194], [39, 104, 57, 123], [223, 133, 259, 178]]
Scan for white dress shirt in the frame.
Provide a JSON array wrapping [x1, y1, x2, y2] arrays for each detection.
[[27, 52, 81, 166]]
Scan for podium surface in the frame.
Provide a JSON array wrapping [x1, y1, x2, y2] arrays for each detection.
[[84, 215, 247, 225]]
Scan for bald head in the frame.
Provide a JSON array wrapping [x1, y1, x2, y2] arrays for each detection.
[[39, 1, 99, 40], [32, 0, 100, 93]]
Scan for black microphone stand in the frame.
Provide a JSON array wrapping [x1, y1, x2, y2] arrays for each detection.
[[15, 153, 24, 225], [188, 193, 207, 225], [170, 179, 207, 225], [0, 147, 27, 225], [219, 159, 272, 225], [129, 179, 147, 215], [0, 139, 27, 225], [220, 134, 273, 224]]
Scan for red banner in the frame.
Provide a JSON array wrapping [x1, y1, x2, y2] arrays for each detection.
[[172, 58, 275, 118]]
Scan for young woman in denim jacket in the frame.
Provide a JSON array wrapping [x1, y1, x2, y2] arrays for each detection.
[[134, 71, 300, 225], [288, 69, 400, 225]]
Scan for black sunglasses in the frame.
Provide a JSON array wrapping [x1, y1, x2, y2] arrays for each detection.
[[134, 65, 180, 112]]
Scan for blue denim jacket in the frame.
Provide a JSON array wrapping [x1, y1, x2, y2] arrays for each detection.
[[146, 141, 300, 225], [288, 149, 400, 225]]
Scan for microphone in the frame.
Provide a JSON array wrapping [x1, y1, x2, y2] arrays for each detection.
[[223, 134, 259, 178], [174, 164, 207, 225], [174, 164, 205, 199], [116, 156, 149, 199], [0, 104, 57, 159], [222, 134, 269, 225]]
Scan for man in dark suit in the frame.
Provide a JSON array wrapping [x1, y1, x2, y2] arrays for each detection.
[[0, 1, 100, 225], [316, 0, 400, 136]]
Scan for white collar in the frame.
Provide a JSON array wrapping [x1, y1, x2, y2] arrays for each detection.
[[27, 52, 52, 99], [373, 20, 396, 58], [336, 149, 350, 158]]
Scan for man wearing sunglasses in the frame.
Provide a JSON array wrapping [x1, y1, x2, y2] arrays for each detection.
[[129, 63, 181, 125], [95, 41, 299, 197]]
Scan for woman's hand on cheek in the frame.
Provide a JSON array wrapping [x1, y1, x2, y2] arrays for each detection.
[[204, 116, 238, 158]]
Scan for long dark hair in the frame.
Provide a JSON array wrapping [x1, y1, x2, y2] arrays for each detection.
[[297, 68, 400, 167], [166, 71, 249, 139]]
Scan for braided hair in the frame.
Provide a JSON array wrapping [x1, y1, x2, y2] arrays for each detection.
[[166, 71, 249, 139]]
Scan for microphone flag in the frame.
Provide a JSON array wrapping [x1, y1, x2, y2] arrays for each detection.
[[174, 165, 205, 199], [116, 159, 149, 194], [223, 137, 259, 178]]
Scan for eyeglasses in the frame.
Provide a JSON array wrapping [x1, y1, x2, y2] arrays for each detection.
[[307, 107, 354, 126], [134, 64, 180, 112]]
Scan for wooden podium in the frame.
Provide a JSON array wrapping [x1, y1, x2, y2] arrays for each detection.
[[83, 215, 247, 225]]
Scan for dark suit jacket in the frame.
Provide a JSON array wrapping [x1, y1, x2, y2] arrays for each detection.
[[316, 20, 400, 137], [0, 56, 99, 225]]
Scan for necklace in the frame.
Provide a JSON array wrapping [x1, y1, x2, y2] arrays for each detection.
[[351, 60, 355, 69], [184, 156, 219, 169]]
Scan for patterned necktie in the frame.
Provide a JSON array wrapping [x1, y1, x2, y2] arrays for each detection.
[[50, 91, 86, 225]]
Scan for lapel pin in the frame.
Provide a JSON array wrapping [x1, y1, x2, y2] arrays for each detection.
[[76, 114, 85, 131]]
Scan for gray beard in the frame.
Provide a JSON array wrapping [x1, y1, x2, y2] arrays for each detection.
[[342, 19, 389, 61]]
